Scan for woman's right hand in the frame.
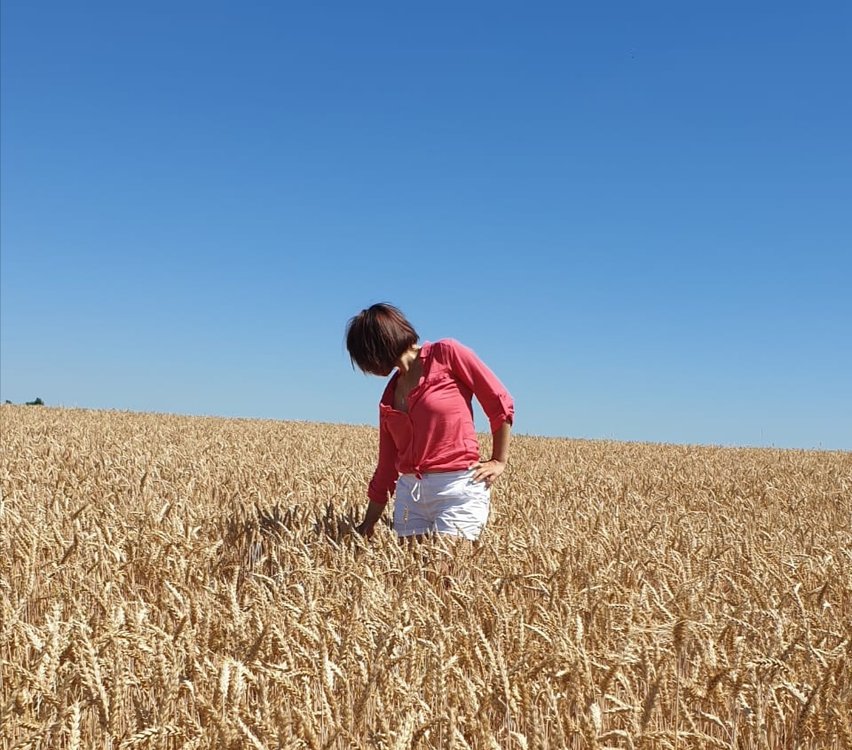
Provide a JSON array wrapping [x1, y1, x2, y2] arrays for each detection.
[[355, 500, 386, 538], [355, 520, 375, 538]]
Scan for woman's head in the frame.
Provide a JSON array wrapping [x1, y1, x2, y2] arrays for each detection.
[[346, 303, 419, 375]]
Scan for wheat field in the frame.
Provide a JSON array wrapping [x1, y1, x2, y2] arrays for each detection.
[[1, 406, 850, 749]]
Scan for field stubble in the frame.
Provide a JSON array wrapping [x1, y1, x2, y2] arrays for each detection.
[[1, 406, 850, 749]]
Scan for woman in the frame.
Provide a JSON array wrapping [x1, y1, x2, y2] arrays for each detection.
[[346, 303, 514, 540]]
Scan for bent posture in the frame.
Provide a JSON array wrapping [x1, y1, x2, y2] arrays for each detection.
[[346, 303, 514, 540]]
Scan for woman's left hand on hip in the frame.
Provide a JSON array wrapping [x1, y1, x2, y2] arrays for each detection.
[[470, 459, 506, 488]]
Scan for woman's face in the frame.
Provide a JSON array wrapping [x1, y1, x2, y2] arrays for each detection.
[[369, 364, 394, 377]]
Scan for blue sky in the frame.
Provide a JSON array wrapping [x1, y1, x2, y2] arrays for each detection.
[[2, 1, 850, 449]]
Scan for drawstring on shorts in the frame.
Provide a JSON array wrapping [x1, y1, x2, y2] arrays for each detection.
[[409, 468, 424, 503]]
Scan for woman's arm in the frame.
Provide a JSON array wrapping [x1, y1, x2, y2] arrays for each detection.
[[359, 409, 397, 536], [444, 339, 514, 434], [443, 339, 514, 487], [490, 419, 511, 463], [356, 500, 386, 537], [471, 420, 511, 487]]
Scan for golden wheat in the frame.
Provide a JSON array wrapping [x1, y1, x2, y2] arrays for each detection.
[[1, 405, 850, 749]]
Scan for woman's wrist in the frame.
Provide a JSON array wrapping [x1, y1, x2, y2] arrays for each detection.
[[489, 422, 511, 469], [361, 500, 385, 527]]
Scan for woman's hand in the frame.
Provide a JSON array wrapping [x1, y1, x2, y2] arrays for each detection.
[[470, 459, 506, 488], [355, 500, 386, 539], [355, 520, 375, 538]]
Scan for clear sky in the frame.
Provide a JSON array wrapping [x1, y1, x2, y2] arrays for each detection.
[[2, 2, 850, 450]]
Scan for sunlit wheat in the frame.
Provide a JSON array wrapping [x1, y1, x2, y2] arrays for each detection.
[[2, 406, 849, 748]]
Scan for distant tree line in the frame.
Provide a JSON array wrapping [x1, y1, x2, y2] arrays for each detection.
[[2, 397, 45, 406]]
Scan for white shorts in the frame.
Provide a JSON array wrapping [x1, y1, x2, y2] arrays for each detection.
[[393, 469, 490, 540]]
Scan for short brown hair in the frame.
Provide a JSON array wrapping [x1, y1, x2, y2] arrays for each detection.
[[346, 303, 419, 374]]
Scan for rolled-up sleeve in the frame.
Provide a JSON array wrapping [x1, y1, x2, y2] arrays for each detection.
[[445, 339, 514, 433], [367, 410, 399, 504]]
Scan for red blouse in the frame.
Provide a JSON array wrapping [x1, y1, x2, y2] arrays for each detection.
[[367, 339, 514, 504]]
